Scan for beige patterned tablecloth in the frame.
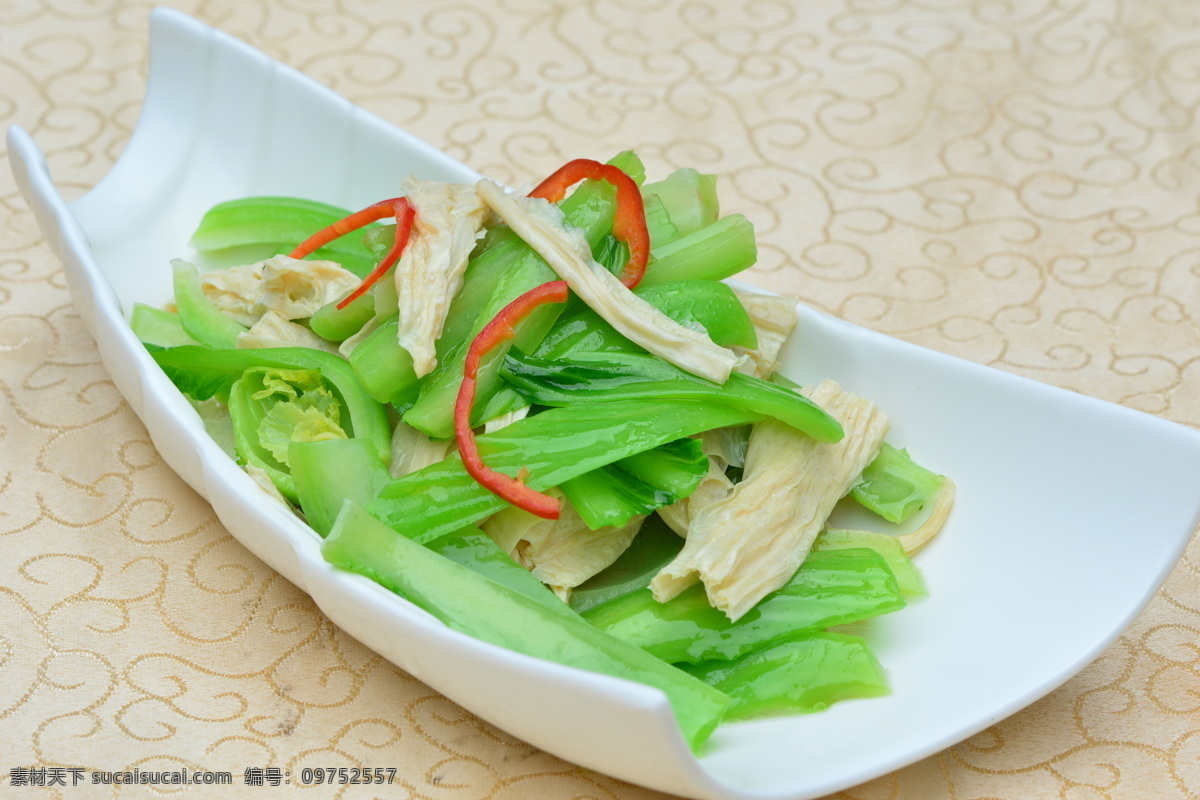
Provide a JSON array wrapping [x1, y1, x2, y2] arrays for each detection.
[[4, 1, 1200, 798]]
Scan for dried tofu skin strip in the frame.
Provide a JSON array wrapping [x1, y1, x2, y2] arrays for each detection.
[[395, 178, 489, 377], [201, 261, 264, 325], [483, 405, 531, 433], [657, 460, 731, 538], [475, 179, 742, 384], [388, 420, 453, 479], [260, 256, 361, 320], [237, 310, 341, 355], [337, 316, 382, 359], [483, 489, 645, 597], [652, 379, 889, 621], [202, 255, 360, 325], [732, 290, 798, 379], [658, 429, 737, 538]]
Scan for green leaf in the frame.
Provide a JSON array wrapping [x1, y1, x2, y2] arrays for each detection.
[[258, 399, 347, 465], [227, 367, 348, 500], [151, 346, 390, 467], [502, 350, 843, 443]]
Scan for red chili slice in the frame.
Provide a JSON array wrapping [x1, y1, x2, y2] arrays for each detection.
[[455, 280, 570, 520], [528, 158, 649, 289], [454, 159, 651, 517], [289, 197, 416, 310]]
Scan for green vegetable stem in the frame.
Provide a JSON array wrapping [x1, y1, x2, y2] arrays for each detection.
[[309, 291, 376, 343], [322, 502, 731, 752], [291, 438, 570, 614], [851, 443, 945, 524], [682, 632, 889, 719], [814, 528, 926, 597], [642, 168, 720, 239], [346, 315, 421, 407], [290, 437, 392, 536], [639, 214, 757, 287], [171, 260, 247, 349], [559, 438, 709, 530], [190, 196, 382, 277], [130, 303, 199, 348], [369, 399, 761, 543], [534, 279, 757, 359], [582, 548, 906, 664]]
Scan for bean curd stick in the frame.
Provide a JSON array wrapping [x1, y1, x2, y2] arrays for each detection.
[[652, 380, 889, 621]]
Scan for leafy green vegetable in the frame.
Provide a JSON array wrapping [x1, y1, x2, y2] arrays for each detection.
[[466, 278, 759, 429], [291, 438, 575, 615], [425, 527, 573, 616], [171, 260, 247, 349], [851, 443, 945, 524], [815, 528, 925, 597], [405, 151, 646, 439], [642, 194, 680, 248], [642, 168, 719, 238], [157, 161, 933, 739], [559, 438, 709, 529], [150, 346, 390, 464], [190, 196, 381, 277], [309, 292, 375, 343], [582, 548, 905, 664], [257, 384, 345, 464], [227, 367, 348, 501], [130, 303, 200, 348], [322, 501, 730, 752], [189, 397, 237, 458], [502, 350, 843, 443], [369, 399, 761, 543], [639, 214, 757, 287], [291, 437, 391, 536], [346, 315, 421, 407], [569, 517, 684, 614], [682, 632, 888, 719], [534, 280, 757, 359]]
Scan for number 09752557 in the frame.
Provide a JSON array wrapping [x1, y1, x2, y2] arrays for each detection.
[[297, 767, 396, 785]]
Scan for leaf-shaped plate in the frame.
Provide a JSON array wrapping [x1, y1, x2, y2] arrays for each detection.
[[10, 8, 1200, 799]]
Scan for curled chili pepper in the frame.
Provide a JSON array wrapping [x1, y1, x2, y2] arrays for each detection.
[[289, 197, 416, 310], [528, 158, 649, 289], [456, 280, 570, 519], [455, 160, 650, 518]]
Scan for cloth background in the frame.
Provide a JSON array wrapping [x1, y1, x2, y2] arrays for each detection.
[[3, 1, 1200, 797]]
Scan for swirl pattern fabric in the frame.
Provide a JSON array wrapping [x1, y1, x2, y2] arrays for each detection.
[[3, 2, 1200, 798]]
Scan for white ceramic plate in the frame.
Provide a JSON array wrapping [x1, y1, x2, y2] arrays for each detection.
[[10, 8, 1200, 799]]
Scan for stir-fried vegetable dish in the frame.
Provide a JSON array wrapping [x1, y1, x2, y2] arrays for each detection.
[[134, 152, 956, 751]]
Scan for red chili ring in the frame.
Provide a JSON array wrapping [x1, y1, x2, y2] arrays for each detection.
[[455, 280, 570, 519], [528, 159, 649, 289], [288, 197, 416, 310]]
